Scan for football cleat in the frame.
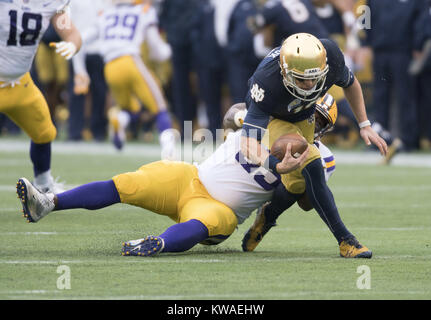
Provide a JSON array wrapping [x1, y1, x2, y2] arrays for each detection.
[[34, 176, 65, 194], [241, 202, 277, 252], [121, 236, 165, 257], [16, 178, 55, 223], [108, 107, 127, 151], [339, 236, 372, 258], [381, 137, 402, 165]]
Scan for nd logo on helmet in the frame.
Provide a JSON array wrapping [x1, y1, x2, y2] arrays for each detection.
[[251, 83, 265, 102]]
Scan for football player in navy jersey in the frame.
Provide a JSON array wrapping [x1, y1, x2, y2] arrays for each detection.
[[250, 0, 330, 48], [240, 33, 387, 258]]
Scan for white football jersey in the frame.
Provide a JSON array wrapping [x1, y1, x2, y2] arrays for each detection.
[[0, 0, 70, 82], [197, 130, 281, 225], [315, 141, 336, 182], [69, 0, 103, 55], [93, 4, 159, 62]]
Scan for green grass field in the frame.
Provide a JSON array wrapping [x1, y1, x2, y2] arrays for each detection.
[[1, 138, 430, 300]]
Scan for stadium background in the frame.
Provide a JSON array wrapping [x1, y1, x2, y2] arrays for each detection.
[[1, 0, 430, 153]]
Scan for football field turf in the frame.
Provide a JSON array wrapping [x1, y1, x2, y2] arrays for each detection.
[[1, 139, 430, 300]]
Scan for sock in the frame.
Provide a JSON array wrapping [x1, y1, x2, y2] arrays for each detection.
[[34, 169, 52, 187], [302, 159, 353, 243], [159, 219, 209, 252], [156, 110, 172, 133], [30, 141, 51, 177], [55, 180, 120, 210], [265, 183, 301, 223]]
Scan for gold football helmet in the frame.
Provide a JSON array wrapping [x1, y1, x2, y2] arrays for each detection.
[[279, 33, 329, 101], [314, 93, 337, 139]]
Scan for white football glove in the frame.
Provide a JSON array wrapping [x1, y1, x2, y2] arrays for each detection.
[[49, 41, 77, 60]]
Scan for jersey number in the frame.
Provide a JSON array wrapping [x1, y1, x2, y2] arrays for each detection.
[[281, 0, 310, 23], [7, 10, 42, 46], [105, 14, 139, 40], [235, 152, 280, 191]]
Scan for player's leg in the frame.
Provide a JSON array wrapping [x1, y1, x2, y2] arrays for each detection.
[[122, 180, 238, 256], [104, 56, 138, 150], [1, 73, 60, 193], [17, 160, 196, 223], [242, 119, 317, 251], [130, 55, 176, 159]]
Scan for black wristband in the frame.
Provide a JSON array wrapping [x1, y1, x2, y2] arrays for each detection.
[[264, 154, 281, 172]]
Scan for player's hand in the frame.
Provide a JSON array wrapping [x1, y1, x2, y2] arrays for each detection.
[[360, 126, 388, 156], [73, 73, 90, 95], [49, 41, 77, 60], [276, 143, 309, 174]]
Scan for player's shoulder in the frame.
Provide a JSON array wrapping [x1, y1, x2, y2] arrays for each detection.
[[320, 38, 346, 72], [252, 47, 282, 87], [320, 38, 344, 61]]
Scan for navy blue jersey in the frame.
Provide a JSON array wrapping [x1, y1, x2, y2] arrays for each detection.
[[257, 0, 330, 46], [364, 0, 427, 52], [243, 38, 354, 140], [313, 3, 344, 35]]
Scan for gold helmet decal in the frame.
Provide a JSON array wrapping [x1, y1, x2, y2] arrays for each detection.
[[280, 33, 329, 101], [314, 93, 337, 139]]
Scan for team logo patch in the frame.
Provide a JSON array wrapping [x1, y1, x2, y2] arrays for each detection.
[[250, 83, 265, 102]]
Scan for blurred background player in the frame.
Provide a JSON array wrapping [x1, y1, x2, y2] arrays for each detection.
[[0, 0, 81, 193], [159, 0, 202, 138], [409, 0, 431, 151], [360, 0, 428, 155], [74, 0, 176, 158], [68, 0, 108, 142]]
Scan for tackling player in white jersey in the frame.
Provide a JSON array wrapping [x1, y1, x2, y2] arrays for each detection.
[[0, 0, 81, 193], [73, 0, 176, 157], [15, 94, 340, 257]]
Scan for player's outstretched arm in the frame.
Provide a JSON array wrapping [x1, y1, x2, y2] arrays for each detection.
[[343, 76, 388, 156], [50, 11, 82, 60]]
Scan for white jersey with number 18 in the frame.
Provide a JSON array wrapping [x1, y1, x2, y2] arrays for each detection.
[[0, 0, 69, 82]]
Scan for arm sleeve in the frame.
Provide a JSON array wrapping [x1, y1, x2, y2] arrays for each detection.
[[72, 48, 87, 76], [146, 25, 172, 62], [241, 103, 271, 141]]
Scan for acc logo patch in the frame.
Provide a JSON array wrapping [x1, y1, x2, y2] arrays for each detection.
[[251, 83, 265, 102]]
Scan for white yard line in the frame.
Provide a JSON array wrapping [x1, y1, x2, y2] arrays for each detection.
[[1, 290, 429, 300]]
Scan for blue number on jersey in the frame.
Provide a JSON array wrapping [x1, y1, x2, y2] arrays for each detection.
[[7, 10, 42, 46], [235, 152, 281, 191], [104, 14, 139, 40]]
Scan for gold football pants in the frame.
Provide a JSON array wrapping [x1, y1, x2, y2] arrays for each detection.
[[112, 161, 238, 242], [262, 117, 321, 194], [104, 55, 167, 114], [0, 72, 56, 143]]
